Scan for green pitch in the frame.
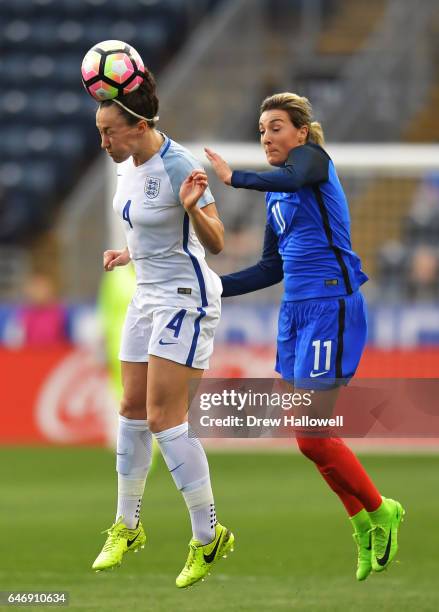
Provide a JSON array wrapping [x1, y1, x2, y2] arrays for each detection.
[[0, 447, 438, 612]]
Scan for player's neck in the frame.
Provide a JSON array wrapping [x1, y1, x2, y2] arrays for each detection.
[[132, 130, 165, 166]]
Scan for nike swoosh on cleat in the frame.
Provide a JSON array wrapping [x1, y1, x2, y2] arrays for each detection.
[[159, 339, 177, 345], [203, 534, 222, 564], [127, 533, 140, 547], [376, 531, 392, 566]]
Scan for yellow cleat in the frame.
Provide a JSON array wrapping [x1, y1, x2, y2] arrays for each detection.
[[176, 523, 234, 588], [92, 516, 146, 572], [371, 498, 405, 573]]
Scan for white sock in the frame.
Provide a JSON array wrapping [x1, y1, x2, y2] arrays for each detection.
[[117, 477, 146, 530], [184, 487, 217, 544], [154, 422, 216, 544], [116, 415, 152, 529]]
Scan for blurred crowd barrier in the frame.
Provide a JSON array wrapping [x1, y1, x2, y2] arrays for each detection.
[[2, 301, 439, 446], [2, 144, 439, 445]]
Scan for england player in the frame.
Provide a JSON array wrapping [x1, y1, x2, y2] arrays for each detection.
[[91, 71, 234, 588], [206, 93, 404, 581]]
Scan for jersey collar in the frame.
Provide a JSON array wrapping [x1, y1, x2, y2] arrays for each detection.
[[159, 132, 171, 158]]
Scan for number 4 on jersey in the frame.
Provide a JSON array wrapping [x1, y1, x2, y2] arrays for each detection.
[[122, 200, 133, 228], [166, 309, 187, 338]]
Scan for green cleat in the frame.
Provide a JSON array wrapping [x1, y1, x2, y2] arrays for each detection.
[[176, 523, 234, 588], [352, 530, 372, 581], [92, 516, 146, 572], [370, 498, 405, 573]]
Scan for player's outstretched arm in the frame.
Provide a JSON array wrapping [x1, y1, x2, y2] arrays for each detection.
[[221, 224, 283, 297], [206, 145, 328, 193], [180, 170, 224, 255], [204, 148, 232, 185], [103, 247, 131, 271]]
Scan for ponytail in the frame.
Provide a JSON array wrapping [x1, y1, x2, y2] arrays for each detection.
[[309, 121, 325, 146]]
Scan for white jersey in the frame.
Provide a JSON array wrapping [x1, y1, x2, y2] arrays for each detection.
[[113, 134, 222, 308]]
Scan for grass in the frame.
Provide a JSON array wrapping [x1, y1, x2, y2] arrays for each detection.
[[0, 447, 437, 611]]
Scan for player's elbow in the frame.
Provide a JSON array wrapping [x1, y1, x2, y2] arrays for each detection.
[[260, 261, 284, 284], [208, 237, 224, 255], [207, 225, 224, 254]]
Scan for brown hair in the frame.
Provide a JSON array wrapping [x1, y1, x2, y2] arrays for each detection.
[[260, 92, 325, 146], [99, 70, 159, 128]]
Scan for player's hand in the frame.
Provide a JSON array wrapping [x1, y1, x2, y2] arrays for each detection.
[[103, 248, 131, 271], [180, 170, 208, 212], [205, 148, 232, 185]]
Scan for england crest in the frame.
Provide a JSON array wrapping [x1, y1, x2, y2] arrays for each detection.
[[144, 176, 160, 199]]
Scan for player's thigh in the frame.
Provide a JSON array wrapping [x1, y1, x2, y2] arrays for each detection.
[[294, 300, 338, 383], [342, 291, 367, 377], [294, 386, 341, 421], [119, 289, 152, 364], [293, 304, 340, 420], [148, 301, 220, 370], [120, 361, 148, 419], [275, 300, 297, 382], [294, 295, 366, 383], [146, 355, 203, 432], [293, 292, 366, 415]]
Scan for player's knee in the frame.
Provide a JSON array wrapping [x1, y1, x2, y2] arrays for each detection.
[[147, 406, 184, 434], [119, 398, 146, 420], [296, 436, 331, 464], [147, 410, 168, 434]]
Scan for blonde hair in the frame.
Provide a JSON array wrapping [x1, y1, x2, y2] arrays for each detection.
[[260, 92, 325, 146]]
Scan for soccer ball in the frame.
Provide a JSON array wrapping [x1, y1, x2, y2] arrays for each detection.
[[81, 40, 145, 101]]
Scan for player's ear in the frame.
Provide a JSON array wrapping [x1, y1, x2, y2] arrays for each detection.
[[299, 124, 308, 144], [136, 119, 148, 135]]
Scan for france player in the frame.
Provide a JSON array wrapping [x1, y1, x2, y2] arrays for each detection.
[[206, 93, 404, 581], [91, 71, 234, 587]]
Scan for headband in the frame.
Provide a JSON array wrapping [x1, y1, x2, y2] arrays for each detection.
[[113, 98, 159, 123]]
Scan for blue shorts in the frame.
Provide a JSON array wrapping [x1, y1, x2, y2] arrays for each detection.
[[275, 291, 367, 390]]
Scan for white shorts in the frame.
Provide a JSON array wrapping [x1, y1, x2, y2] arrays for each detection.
[[119, 288, 221, 369]]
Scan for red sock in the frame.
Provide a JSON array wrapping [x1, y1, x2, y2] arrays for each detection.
[[316, 465, 364, 516], [296, 436, 382, 512]]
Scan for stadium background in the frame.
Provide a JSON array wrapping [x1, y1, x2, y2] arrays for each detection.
[[1, 1, 438, 610]]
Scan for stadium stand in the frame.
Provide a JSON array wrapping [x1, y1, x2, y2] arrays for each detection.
[[369, 2, 439, 302], [316, 0, 386, 56], [0, 0, 438, 307], [0, 0, 222, 245]]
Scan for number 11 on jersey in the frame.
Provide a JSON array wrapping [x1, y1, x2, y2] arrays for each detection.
[[312, 339, 332, 372]]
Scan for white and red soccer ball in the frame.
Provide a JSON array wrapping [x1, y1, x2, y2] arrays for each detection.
[[81, 40, 145, 101]]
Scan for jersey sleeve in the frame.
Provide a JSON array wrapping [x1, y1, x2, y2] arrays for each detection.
[[231, 144, 329, 193], [164, 152, 215, 208], [221, 223, 283, 297]]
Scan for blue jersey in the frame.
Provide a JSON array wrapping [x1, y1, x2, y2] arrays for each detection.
[[221, 143, 368, 301]]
